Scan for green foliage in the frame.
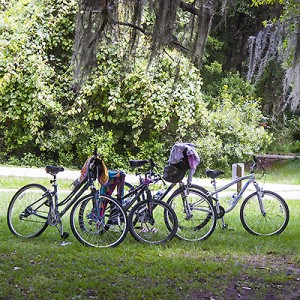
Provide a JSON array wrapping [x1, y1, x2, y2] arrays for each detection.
[[0, 0, 76, 155], [0, 0, 272, 171], [195, 85, 271, 169], [252, 0, 284, 5], [267, 115, 300, 154], [264, 159, 300, 184], [195, 68, 270, 169], [54, 43, 207, 168]]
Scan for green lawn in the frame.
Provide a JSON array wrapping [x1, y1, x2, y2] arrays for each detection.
[[0, 162, 300, 299], [259, 159, 300, 185]]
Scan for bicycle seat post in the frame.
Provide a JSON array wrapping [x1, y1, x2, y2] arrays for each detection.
[[50, 174, 59, 205], [211, 178, 218, 198]]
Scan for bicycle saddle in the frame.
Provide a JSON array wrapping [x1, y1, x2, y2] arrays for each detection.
[[205, 169, 225, 179], [45, 165, 64, 175], [129, 160, 149, 168]]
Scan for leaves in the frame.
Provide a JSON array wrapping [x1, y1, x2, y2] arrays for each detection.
[[0, 0, 271, 170]]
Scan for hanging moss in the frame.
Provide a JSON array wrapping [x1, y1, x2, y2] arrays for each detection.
[[72, 0, 218, 90]]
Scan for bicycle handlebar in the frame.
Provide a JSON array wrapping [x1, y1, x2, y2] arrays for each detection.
[[93, 147, 97, 157], [131, 158, 163, 181], [250, 156, 257, 173]]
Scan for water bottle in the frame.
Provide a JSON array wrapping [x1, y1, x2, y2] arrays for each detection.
[[153, 190, 163, 201], [228, 193, 237, 206], [123, 197, 132, 207]]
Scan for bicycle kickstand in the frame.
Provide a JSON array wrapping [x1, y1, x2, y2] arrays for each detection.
[[220, 217, 234, 231], [220, 217, 227, 229], [56, 221, 69, 240]]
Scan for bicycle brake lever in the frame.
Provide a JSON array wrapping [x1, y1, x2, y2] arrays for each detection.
[[93, 147, 97, 157]]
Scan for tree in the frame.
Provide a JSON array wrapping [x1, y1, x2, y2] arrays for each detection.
[[72, 0, 217, 91], [0, 0, 271, 169], [250, 0, 300, 113]]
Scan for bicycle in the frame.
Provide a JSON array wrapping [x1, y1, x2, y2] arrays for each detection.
[[124, 159, 217, 243], [106, 159, 178, 245], [201, 157, 289, 236], [7, 150, 128, 248]]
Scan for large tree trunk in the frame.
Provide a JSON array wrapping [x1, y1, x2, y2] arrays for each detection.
[[72, 0, 113, 92], [72, 0, 218, 90], [285, 20, 300, 112]]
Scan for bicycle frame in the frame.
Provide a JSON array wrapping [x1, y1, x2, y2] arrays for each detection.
[[47, 176, 92, 220], [209, 172, 263, 214], [120, 176, 176, 211]]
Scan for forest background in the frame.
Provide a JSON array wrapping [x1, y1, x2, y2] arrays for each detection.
[[0, 0, 299, 173]]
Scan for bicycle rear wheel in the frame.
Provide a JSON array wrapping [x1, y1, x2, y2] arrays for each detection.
[[167, 188, 217, 242], [70, 195, 128, 248], [7, 184, 51, 238], [128, 199, 178, 244], [240, 190, 289, 236]]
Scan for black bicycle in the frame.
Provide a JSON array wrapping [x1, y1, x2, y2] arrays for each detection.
[[122, 159, 217, 243], [7, 150, 128, 248], [109, 159, 178, 245]]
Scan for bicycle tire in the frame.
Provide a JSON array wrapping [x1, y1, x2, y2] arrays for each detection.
[[240, 190, 289, 236], [128, 199, 178, 244], [167, 187, 217, 242], [70, 194, 128, 248], [189, 184, 209, 195], [7, 184, 51, 238]]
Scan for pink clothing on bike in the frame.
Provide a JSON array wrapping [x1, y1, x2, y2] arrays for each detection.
[[168, 143, 200, 174]]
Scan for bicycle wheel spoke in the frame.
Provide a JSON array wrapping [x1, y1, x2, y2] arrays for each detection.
[[7, 184, 50, 238], [129, 200, 178, 244], [71, 195, 128, 248], [167, 188, 217, 242], [240, 190, 289, 236]]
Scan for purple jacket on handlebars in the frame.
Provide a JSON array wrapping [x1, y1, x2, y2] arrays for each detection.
[[168, 142, 200, 175]]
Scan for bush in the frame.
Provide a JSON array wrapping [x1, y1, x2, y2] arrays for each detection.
[[0, 1, 272, 171]]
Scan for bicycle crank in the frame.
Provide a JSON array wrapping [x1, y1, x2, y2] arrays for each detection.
[[47, 208, 61, 226], [215, 206, 225, 219]]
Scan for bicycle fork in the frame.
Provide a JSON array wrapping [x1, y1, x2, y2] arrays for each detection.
[[181, 186, 193, 220], [253, 182, 267, 216]]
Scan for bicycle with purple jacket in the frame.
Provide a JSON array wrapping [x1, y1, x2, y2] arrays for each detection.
[[126, 143, 218, 243]]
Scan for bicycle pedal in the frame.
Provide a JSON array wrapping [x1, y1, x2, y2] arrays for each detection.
[[61, 232, 70, 239]]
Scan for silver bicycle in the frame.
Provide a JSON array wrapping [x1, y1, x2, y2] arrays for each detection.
[[202, 157, 289, 236]]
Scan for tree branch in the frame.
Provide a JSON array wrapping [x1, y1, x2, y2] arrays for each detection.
[[179, 0, 215, 16], [179, 0, 201, 15], [113, 20, 149, 35]]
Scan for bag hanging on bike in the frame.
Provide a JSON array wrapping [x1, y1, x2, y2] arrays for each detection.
[[79, 155, 109, 186], [163, 143, 200, 183], [163, 164, 186, 183], [163, 151, 189, 183]]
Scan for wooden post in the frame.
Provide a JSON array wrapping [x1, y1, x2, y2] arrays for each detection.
[[236, 164, 243, 193], [232, 163, 244, 193]]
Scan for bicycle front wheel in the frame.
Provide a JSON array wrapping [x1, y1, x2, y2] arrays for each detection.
[[7, 184, 51, 238], [240, 190, 289, 236], [167, 188, 217, 242], [128, 199, 178, 244], [70, 195, 128, 248]]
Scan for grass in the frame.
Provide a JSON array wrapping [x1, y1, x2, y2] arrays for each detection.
[[1, 203, 299, 299], [261, 159, 300, 185], [0, 162, 300, 299], [0, 176, 75, 190]]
